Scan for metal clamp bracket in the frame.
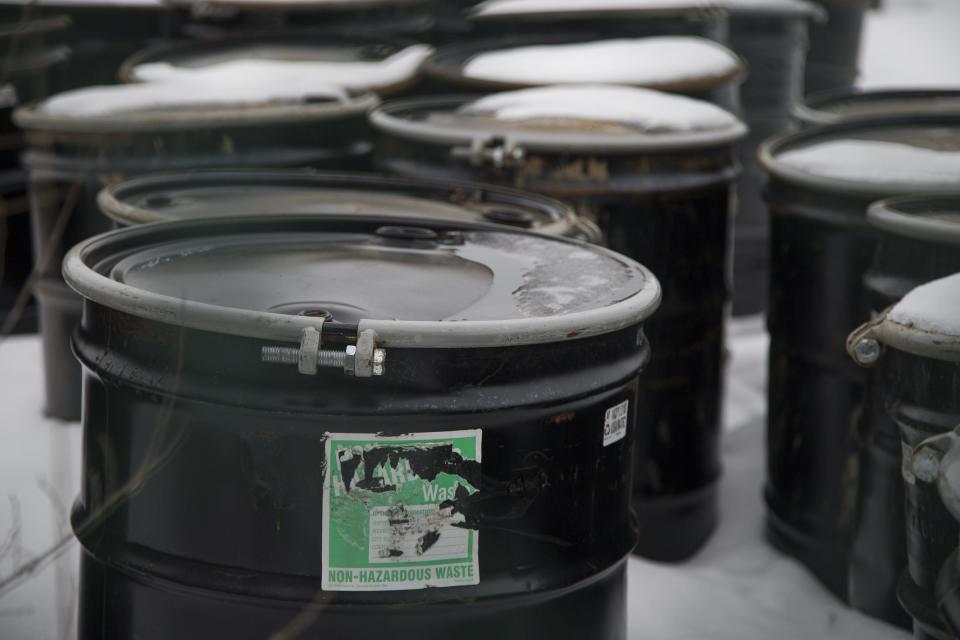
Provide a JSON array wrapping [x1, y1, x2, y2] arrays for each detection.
[[451, 137, 526, 169], [261, 322, 386, 377]]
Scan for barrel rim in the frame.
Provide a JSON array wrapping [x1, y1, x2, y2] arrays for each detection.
[[864, 315, 960, 363], [721, 0, 824, 20], [163, 0, 430, 12], [63, 215, 662, 348], [116, 32, 426, 98], [96, 168, 584, 238], [467, 1, 728, 23], [12, 91, 379, 133], [868, 193, 960, 245], [370, 94, 747, 153], [759, 114, 960, 198], [793, 87, 960, 128], [421, 35, 747, 96], [0, 14, 71, 39]]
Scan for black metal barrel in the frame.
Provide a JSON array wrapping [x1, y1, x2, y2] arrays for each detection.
[[760, 116, 960, 601], [0, 82, 34, 334], [421, 36, 745, 114], [794, 88, 960, 128], [849, 195, 960, 628], [370, 87, 747, 561], [724, 0, 822, 315], [803, 0, 870, 95], [465, 0, 730, 42], [64, 214, 661, 640], [14, 84, 379, 421], [0, 0, 172, 91], [166, 0, 433, 40], [96, 169, 602, 242], [849, 273, 960, 640], [119, 33, 431, 99], [0, 15, 70, 102]]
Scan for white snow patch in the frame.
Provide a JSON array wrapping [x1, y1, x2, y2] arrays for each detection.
[[889, 272, 960, 336], [461, 37, 739, 86], [460, 85, 739, 132], [38, 76, 349, 118], [777, 139, 960, 185], [129, 44, 433, 92], [473, 0, 713, 17]]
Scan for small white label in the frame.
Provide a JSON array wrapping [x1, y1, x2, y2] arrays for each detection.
[[603, 400, 630, 447]]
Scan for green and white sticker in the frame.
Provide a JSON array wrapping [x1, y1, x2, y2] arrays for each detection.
[[322, 429, 481, 591]]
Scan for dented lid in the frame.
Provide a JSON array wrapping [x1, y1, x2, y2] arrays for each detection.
[[64, 216, 660, 348], [868, 194, 960, 245], [426, 36, 744, 93], [761, 116, 960, 196], [97, 170, 588, 238], [370, 87, 746, 152], [120, 36, 431, 96], [795, 88, 960, 127]]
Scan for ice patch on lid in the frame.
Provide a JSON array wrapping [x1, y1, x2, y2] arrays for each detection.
[[130, 44, 433, 92], [888, 272, 960, 337], [460, 85, 738, 132], [461, 37, 738, 86], [470, 232, 640, 318], [777, 139, 960, 185], [472, 0, 712, 17]]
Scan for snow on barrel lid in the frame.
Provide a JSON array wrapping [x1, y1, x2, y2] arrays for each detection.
[[122, 39, 432, 95], [471, 0, 717, 20], [879, 273, 960, 360], [164, 0, 426, 10], [459, 37, 741, 89], [63, 217, 661, 348], [97, 170, 583, 237], [370, 86, 746, 151], [762, 116, 960, 195]]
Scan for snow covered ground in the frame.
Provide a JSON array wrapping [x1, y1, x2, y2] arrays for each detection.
[[1, 0, 960, 637]]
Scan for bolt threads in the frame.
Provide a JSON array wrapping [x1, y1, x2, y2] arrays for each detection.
[[318, 349, 346, 368], [261, 346, 299, 365]]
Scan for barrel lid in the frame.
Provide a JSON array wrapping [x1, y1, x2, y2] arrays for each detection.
[[760, 116, 960, 197], [63, 216, 661, 348], [851, 273, 960, 363], [0, 0, 160, 6], [469, 0, 819, 20], [370, 87, 746, 152], [794, 88, 960, 127], [14, 75, 379, 132], [469, 0, 722, 21], [868, 194, 960, 245], [719, 0, 823, 19], [426, 36, 744, 94], [97, 169, 585, 237], [119, 36, 432, 97], [163, 0, 427, 11]]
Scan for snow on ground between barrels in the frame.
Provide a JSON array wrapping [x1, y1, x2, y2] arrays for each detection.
[[460, 85, 739, 132], [888, 272, 960, 338], [461, 37, 739, 86]]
